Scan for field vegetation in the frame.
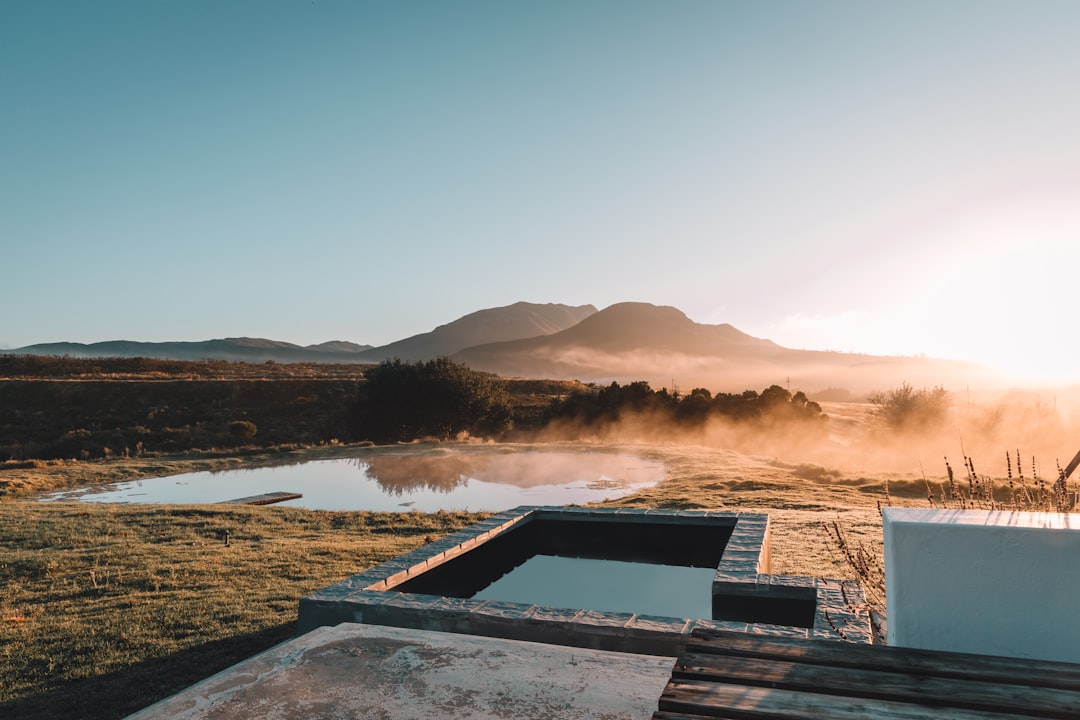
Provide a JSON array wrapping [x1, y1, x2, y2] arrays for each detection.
[[0, 356, 583, 462], [4, 356, 1080, 719], [355, 357, 515, 441], [0, 503, 482, 719]]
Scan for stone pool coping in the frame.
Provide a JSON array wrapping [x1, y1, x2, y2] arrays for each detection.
[[298, 506, 871, 655]]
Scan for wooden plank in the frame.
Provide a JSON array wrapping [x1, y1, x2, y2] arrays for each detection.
[[686, 628, 1080, 691], [218, 491, 302, 506], [658, 679, 1044, 720], [654, 711, 738, 720], [672, 652, 1080, 719]]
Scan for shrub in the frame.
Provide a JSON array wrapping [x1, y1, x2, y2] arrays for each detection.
[[228, 421, 258, 442], [354, 358, 513, 442], [868, 383, 949, 430]]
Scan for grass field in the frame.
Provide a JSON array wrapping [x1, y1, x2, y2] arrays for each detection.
[[0, 398, 1058, 719], [0, 502, 485, 719]]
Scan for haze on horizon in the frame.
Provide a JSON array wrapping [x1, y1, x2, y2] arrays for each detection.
[[3, 1, 1079, 385]]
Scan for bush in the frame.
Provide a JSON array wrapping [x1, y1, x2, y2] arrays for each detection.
[[354, 358, 513, 442], [868, 383, 950, 430], [228, 421, 258, 442]]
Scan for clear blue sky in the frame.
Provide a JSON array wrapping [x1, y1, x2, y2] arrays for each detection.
[[4, 1, 1079, 382]]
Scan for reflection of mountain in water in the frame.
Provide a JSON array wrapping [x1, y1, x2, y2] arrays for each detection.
[[353, 452, 663, 496]]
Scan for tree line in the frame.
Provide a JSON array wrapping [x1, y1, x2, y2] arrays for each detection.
[[355, 359, 825, 442], [2, 356, 827, 460], [542, 380, 825, 430]]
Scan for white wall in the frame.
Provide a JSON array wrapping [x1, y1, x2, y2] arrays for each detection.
[[884, 506, 1080, 663]]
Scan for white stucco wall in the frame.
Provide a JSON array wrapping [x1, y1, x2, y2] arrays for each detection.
[[883, 506, 1080, 663]]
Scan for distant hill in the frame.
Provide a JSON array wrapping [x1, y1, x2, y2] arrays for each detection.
[[304, 341, 371, 353], [6, 302, 596, 366], [356, 301, 597, 362], [9, 300, 1001, 392], [454, 302, 999, 393], [10, 338, 376, 364]]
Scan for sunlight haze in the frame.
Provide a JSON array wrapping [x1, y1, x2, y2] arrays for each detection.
[[3, 0, 1079, 386]]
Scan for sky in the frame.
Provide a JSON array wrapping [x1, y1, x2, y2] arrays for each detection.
[[3, 0, 1080, 384]]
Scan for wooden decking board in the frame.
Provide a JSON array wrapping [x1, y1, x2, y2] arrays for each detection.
[[686, 627, 1080, 691], [672, 652, 1080, 718], [657, 679, 1044, 720], [218, 491, 302, 506], [654, 628, 1080, 720]]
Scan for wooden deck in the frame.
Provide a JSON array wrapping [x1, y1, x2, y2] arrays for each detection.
[[655, 627, 1080, 719], [218, 491, 302, 506]]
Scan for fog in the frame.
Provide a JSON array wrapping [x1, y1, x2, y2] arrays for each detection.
[[525, 380, 1080, 491], [519, 346, 1008, 397]]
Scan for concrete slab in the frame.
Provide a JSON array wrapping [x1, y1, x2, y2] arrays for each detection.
[[125, 624, 676, 720]]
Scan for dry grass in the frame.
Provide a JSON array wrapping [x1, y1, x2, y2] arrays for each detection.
[[7, 398, 1065, 719], [0, 503, 485, 719], [0, 440, 893, 719]]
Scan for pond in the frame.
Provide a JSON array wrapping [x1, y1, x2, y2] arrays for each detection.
[[38, 448, 665, 512]]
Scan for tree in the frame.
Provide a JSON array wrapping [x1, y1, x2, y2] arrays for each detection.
[[355, 358, 513, 442]]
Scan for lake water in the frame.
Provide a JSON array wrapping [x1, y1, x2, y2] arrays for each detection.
[[39, 449, 664, 512], [473, 554, 716, 619]]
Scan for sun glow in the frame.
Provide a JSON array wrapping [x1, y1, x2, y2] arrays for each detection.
[[765, 184, 1080, 386], [897, 188, 1080, 385]]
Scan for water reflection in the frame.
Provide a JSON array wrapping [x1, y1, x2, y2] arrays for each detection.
[[38, 447, 665, 512], [358, 455, 474, 495], [358, 451, 643, 496]]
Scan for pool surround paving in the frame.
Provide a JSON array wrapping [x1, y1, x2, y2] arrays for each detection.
[[298, 506, 871, 654]]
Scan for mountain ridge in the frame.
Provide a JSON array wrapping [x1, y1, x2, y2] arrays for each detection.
[[356, 301, 597, 362], [453, 302, 998, 392], [7, 301, 1000, 391], [7, 338, 377, 364]]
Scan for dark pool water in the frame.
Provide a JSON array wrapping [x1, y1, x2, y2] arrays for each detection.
[[38, 450, 664, 512], [472, 555, 716, 619]]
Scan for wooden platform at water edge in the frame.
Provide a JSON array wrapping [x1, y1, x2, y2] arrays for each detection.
[[218, 491, 302, 506], [654, 627, 1080, 719]]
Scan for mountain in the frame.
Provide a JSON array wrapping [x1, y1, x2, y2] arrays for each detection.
[[455, 302, 998, 393], [5, 302, 596, 366], [305, 341, 371, 353], [357, 301, 597, 362], [8, 301, 1000, 392], [10, 338, 375, 364]]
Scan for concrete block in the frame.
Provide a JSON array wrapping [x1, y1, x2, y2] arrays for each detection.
[[745, 623, 809, 638], [884, 507, 1080, 662], [764, 574, 816, 589], [715, 560, 760, 573], [472, 600, 534, 620], [527, 605, 585, 623], [627, 614, 692, 637], [691, 619, 749, 634]]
